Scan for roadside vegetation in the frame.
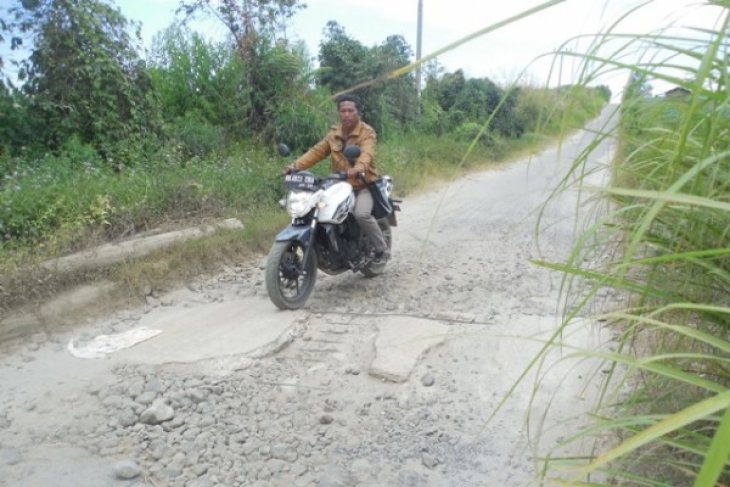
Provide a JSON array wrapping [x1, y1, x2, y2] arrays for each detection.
[[7, 0, 726, 485], [0, 0, 607, 309], [526, 2, 730, 486]]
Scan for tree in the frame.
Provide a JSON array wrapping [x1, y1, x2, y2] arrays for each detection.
[[2, 0, 160, 163], [149, 24, 248, 129], [0, 81, 40, 155], [317, 22, 418, 137], [374, 35, 418, 133], [317, 21, 370, 92], [317, 21, 380, 127], [621, 70, 653, 135], [179, 0, 303, 64], [178, 0, 306, 133], [420, 69, 467, 132], [428, 69, 466, 113], [420, 69, 519, 138]]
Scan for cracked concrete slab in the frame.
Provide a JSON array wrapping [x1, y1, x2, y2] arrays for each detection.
[[110, 297, 305, 364], [42, 218, 243, 273], [369, 316, 450, 382]]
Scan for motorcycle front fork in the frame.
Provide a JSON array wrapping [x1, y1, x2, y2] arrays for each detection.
[[301, 218, 318, 271]]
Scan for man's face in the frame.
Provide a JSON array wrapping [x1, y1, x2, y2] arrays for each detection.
[[338, 101, 360, 131]]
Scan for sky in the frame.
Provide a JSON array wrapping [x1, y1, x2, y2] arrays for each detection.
[[7, 0, 727, 99]]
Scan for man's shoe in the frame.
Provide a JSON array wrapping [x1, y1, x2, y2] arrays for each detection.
[[372, 250, 389, 265]]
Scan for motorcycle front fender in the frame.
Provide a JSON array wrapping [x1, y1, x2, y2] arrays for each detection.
[[274, 224, 312, 245]]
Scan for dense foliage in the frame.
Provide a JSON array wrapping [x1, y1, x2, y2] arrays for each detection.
[[317, 21, 419, 138], [1, 0, 159, 165], [421, 69, 519, 138], [532, 3, 730, 485], [0, 0, 609, 257], [177, 0, 306, 134], [0, 0, 725, 484], [595, 66, 729, 487]]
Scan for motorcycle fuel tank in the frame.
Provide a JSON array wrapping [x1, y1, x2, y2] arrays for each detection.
[[318, 182, 355, 224]]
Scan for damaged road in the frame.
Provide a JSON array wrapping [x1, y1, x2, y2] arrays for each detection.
[[0, 109, 621, 486]]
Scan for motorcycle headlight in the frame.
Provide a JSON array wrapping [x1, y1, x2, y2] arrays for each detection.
[[286, 191, 315, 218]]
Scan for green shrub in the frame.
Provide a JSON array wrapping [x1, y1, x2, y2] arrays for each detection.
[[454, 122, 497, 146], [272, 90, 332, 153], [169, 112, 227, 159]]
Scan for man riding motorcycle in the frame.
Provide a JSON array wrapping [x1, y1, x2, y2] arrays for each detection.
[[284, 93, 389, 264]]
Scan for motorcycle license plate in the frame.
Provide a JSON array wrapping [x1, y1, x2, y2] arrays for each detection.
[[285, 173, 317, 190]]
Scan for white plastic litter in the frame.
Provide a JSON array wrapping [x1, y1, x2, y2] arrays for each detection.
[[67, 327, 162, 359]]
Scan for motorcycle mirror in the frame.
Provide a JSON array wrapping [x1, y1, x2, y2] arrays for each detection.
[[277, 143, 291, 157], [343, 145, 361, 165]]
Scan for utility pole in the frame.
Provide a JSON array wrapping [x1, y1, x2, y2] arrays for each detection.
[[416, 0, 423, 98]]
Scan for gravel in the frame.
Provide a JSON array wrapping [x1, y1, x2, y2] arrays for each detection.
[[0, 113, 623, 486]]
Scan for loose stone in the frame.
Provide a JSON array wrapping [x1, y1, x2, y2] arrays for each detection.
[[421, 373, 436, 387], [114, 459, 142, 480], [118, 408, 137, 427], [271, 443, 298, 463], [140, 399, 175, 425], [135, 391, 157, 405], [421, 451, 439, 469]]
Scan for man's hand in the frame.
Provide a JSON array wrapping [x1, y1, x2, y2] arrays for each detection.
[[283, 163, 297, 175], [346, 168, 364, 180]]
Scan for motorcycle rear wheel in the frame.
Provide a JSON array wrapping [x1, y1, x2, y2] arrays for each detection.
[[265, 240, 317, 310]]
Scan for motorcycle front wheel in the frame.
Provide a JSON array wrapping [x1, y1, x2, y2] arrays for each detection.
[[265, 240, 318, 310]]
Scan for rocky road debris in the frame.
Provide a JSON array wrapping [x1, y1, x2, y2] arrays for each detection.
[[57, 344, 507, 486], [113, 459, 142, 480], [139, 399, 175, 425], [0, 111, 623, 486]]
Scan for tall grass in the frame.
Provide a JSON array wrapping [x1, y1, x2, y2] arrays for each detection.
[[525, 1, 730, 485], [0, 145, 284, 255], [6, 7, 725, 485]]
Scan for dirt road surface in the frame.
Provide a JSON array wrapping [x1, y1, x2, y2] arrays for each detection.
[[0, 109, 620, 486]]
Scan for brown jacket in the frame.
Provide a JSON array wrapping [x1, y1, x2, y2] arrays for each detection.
[[293, 120, 378, 190]]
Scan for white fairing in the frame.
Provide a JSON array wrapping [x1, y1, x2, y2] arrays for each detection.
[[318, 182, 355, 224]]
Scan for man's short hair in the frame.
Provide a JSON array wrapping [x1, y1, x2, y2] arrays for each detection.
[[335, 93, 362, 112]]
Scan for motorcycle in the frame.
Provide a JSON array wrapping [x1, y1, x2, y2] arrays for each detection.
[[265, 144, 401, 310]]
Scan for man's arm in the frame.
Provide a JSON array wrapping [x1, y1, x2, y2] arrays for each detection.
[[352, 129, 377, 175], [294, 137, 331, 171], [351, 127, 376, 175]]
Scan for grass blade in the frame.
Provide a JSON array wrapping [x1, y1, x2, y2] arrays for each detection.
[[694, 405, 730, 487], [577, 391, 730, 479]]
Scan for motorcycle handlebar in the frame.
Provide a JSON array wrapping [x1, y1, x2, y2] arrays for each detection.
[[282, 171, 363, 182], [331, 171, 365, 180]]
